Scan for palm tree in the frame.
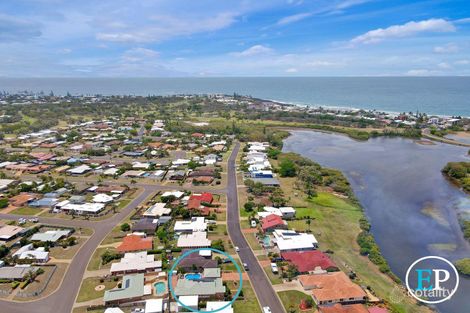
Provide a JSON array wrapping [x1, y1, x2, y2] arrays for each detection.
[[24, 269, 37, 283], [306, 218, 311, 232]]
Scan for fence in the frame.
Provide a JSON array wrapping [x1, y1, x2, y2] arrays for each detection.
[[16, 265, 57, 298]]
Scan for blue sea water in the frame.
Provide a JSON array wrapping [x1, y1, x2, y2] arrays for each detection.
[[0, 77, 469, 116]]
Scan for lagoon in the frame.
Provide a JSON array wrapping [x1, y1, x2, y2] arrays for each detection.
[[283, 130, 470, 313]]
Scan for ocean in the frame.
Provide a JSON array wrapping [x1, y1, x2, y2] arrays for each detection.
[[0, 77, 469, 116]]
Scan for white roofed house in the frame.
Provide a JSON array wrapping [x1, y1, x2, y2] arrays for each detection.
[[0, 179, 16, 191], [110, 252, 162, 276], [61, 202, 105, 215], [67, 164, 91, 175], [174, 217, 207, 234], [161, 190, 184, 199], [92, 193, 114, 203], [177, 231, 211, 248], [13, 244, 49, 264], [272, 229, 318, 252], [143, 203, 171, 218], [257, 206, 296, 219]]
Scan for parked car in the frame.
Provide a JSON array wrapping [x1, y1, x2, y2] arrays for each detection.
[[28, 218, 39, 223], [235, 246, 240, 252], [270, 263, 278, 273], [243, 263, 249, 271], [250, 220, 257, 228], [263, 307, 272, 313]]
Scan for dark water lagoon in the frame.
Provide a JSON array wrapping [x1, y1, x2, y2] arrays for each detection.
[[283, 130, 470, 313]]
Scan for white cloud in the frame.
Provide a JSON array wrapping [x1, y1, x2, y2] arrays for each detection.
[[351, 19, 456, 45], [0, 14, 42, 41], [277, 12, 312, 26], [97, 12, 237, 43], [306, 60, 343, 67], [433, 43, 459, 54], [231, 45, 274, 57], [335, 0, 369, 10], [437, 62, 451, 69], [405, 69, 439, 76], [455, 59, 470, 65], [285, 67, 298, 73], [454, 17, 470, 24]]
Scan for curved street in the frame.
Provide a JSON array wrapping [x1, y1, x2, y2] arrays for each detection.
[[0, 142, 284, 313]]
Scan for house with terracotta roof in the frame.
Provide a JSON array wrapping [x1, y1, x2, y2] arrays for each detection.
[[187, 193, 214, 214], [281, 251, 338, 273], [261, 214, 287, 232], [298, 272, 367, 306], [9, 193, 38, 207], [319, 304, 369, 313], [117, 234, 153, 253], [367, 307, 388, 313]]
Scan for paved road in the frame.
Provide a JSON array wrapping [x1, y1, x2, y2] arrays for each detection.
[[0, 186, 154, 313], [0, 142, 284, 312], [226, 142, 285, 313]]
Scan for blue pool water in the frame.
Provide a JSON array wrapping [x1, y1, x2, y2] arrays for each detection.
[[263, 236, 271, 247], [154, 282, 166, 295], [185, 273, 202, 281]]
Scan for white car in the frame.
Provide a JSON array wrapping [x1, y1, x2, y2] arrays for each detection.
[[250, 220, 257, 228], [270, 263, 278, 273], [263, 307, 272, 313], [235, 246, 240, 252]]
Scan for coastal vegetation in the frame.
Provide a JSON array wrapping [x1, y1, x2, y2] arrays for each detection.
[[455, 258, 470, 276], [442, 162, 470, 193], [262, 151, 424, 312]]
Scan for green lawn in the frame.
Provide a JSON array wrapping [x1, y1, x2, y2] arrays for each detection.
[[295, 192, 431, 313], [263, 265, 283, 285], [233, 280, 261, 313], [77, 277, 118, 303], [277, 290, 315, 313], [87, 247, 118, 271], [294, 207, 322, 219], [244, 233, 262, 251], [10, 207, 43, 216]]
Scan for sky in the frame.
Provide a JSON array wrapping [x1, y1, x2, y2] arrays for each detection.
[[0, 0, 469, 77]]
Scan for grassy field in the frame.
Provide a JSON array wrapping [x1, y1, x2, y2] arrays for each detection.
[[277, 290, 315, 313], [281, 188, 431, 313], [244, 232, 263, 251], [87, 247, 118, 271], [77, 277, 118, 303], [49, 237, 85, 259], [10, 207, 43, 215], [232, 280, 261, 313], [263, 265, 283, 285]]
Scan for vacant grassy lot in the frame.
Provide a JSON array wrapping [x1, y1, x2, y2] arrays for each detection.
[[278, 290, 315, 313], [278, 184, 432, 313], [87, 247, 118, 271], [77, 277, 118, 303], [10, 207, 43, 216], [232, 280, 261, 313], [49, 237, 85, 259], [263, 265, 282, 285]]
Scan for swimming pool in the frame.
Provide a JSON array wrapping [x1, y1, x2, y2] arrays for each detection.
[[263, 236, 271, 247], [185, 273, 202, 281], [154, 282, 166, 295]]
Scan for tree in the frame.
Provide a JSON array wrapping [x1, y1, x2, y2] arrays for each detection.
[[211, 239, 225, 252], [279, 159, 296, 177], [305, 218, 312, 232], [0, 198, 8, 209], [120, 223, 131, 232]]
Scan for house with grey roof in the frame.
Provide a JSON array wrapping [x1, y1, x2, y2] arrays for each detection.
[[104, 274, 145, 305], [174, 278, 225, 299]]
